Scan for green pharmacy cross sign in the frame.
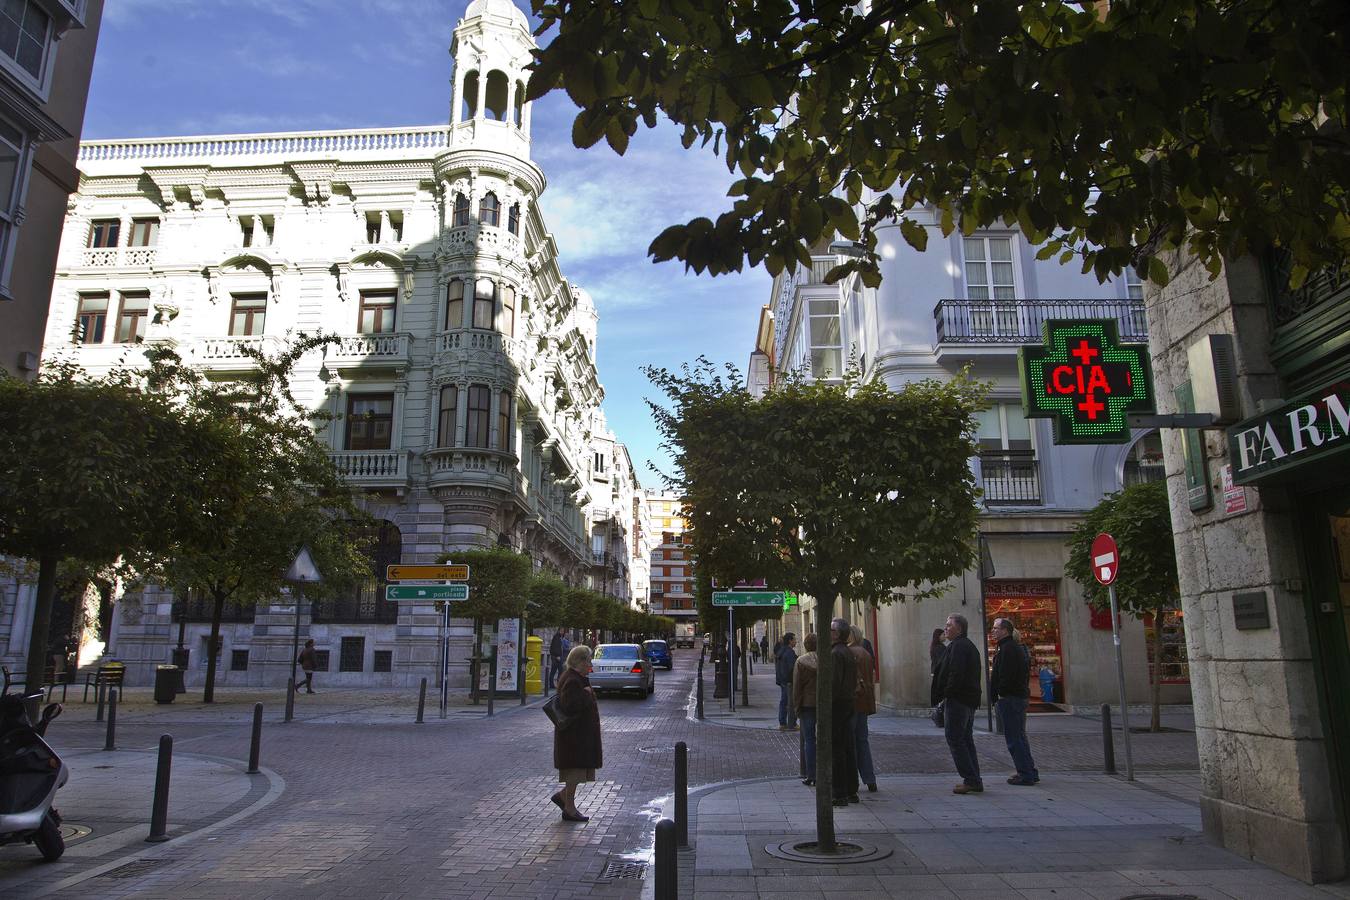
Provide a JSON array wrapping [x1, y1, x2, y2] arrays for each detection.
[[1019, 319, 1156, 444]]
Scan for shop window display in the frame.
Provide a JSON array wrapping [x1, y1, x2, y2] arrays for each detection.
[[985, 580, 1064, 704]]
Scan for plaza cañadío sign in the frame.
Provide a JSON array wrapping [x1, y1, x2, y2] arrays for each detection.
[[1227, 381, 1350, 485], [1019, 319, 1156, 444]]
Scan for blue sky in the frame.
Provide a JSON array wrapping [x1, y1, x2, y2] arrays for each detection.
[[84, 0, 769, 483]]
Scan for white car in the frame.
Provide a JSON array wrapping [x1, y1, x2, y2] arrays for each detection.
[[588, 644, 654, 697]]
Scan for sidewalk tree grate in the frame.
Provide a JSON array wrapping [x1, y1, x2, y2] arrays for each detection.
[[598, 859, 647, 879], [764, 838, 893, 865], [102, 859, 166, 879]]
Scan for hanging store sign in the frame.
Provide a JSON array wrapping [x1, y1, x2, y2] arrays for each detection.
[[1226, 381, 1350, 485], [1019, 319, 1156, 444]]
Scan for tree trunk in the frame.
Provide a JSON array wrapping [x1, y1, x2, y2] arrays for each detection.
[[202, 587, 226, 703], [25, 551, 60, 705], [812, 585, 837, 853], [471, 617, 483, 704], [1148, 611, 1162, 732]]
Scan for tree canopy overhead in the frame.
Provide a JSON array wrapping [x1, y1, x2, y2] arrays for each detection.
[[528, 0, 1349, 287]]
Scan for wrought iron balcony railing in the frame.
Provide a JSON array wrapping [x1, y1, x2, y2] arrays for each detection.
[[980, 452, 1042, 506], [934, 299, 1148, 344]]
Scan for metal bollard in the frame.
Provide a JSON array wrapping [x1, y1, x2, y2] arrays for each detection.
[[695, 658, 704, 720], [416, 677, 427, 724], [674, 742, 689, 849], [1101, 703, 1116, 775], [284, 677, 295, 723], [654, 818, 677, 900], [246, 703, 263, 774], [103, 688, 118, 751], [95, 681, 106, 722], [146, 734, 173, 842]]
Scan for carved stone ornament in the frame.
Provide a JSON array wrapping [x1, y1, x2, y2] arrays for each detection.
[[334, 263, 351, 303], [204, 266, 220, 304]]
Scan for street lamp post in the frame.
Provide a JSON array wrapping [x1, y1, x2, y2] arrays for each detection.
[[283, 545, 323, 724]]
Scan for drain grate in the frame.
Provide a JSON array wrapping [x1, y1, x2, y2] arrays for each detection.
[[598, 859, 647, 880], [102, 859, 166, 879]]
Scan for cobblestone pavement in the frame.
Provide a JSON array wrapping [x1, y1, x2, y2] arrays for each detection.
[[0, 648, 1217, 899]]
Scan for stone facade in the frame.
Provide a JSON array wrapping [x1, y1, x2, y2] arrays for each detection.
[[1148, 250, 1348, 882], [0, 0, 649, 691]]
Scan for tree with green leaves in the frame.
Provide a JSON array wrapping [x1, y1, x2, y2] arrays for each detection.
[[1066, 479, 1180, 731], [0, 363, 206, 693], [527, 571, 569, 629], [648, 360, 985, 852], [528, 0, 1348, 289], [148, 338, 370, 703]]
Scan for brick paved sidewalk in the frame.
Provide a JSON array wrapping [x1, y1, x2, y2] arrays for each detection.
[[676, 773, 1350, 899]]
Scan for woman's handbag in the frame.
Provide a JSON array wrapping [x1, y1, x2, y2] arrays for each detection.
[[930, 700, 945, 728], [542, 693, 573, 730]]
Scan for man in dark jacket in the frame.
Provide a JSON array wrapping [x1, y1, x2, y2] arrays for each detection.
[[774, 633, 798, 729], [991, 618, 1040, 785], [830, 618, 859, 806], [933, 614, 983, 793], [548, 629, 564, 690]]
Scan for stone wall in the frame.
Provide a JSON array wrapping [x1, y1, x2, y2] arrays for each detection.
[[1149, 251, 1346, 882]]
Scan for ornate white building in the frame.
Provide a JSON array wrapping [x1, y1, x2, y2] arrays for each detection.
[[0, 0, 649, 688]]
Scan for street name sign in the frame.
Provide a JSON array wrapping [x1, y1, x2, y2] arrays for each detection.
[[386, 564, 469, 581], [385, 583, 470, 602], [1091, 533, 1119, 586], [1019, 319, 1155, 444], [712, 591, 784, 607]]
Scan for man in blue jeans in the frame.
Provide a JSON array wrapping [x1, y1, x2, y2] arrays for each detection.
[[774, 633, 798, 730], [990, 617, 1040, 785], [932, 613, 983, 793]]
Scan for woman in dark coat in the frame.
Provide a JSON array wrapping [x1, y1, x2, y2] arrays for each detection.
[[551, 644, 602, 822]]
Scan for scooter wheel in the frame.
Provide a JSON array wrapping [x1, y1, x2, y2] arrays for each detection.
[[33, 810, 64, 861]]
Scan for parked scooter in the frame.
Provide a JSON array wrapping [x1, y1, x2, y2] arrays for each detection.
[[0, 694, 68, 861]]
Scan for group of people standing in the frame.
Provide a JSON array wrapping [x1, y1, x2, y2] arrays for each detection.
[[931, 613, 1040, 793], [776, 619, 878, 806]]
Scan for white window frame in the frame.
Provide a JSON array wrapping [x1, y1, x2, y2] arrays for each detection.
[[962, 234, 1022, 336], [806, 297, 844, 380], [0, 116, 34, 300], [976, 401, 1036, 456]]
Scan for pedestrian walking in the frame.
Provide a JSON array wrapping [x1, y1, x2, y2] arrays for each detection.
[[774, 633, 798, 730], [829, 617, 859, 807], [548, 628, 564, 690], [932, 614, 983, 794], [929, 627, 947, 675], [551, 644, 602, 822], [991, 617, 1040, 785], [296, 639, 317, 694], [759, 633, 769, 662], [849, 624, 878, 793], [792, 633, 819, 785]]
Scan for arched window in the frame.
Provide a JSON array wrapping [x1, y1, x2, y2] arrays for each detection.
[[508, 203, 520, 235], [479, 192, 500, 227], [500, 284, 516, 337], [446, 279, 465, 329], [473, 278, 495, 329], [461, 70, 479, 121], [437, 384, 458, 448], [498, 390, 513, 451], [485, 70, 509, 121], [453, 193, 471, 227]]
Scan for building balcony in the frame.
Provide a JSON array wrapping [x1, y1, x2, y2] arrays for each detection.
[[329, 449, 412, 491], [193, 335, 284, 371], [442, 224, 521, 260], [933, 299, 1147, 360], [426, 446, 519, 496], [978, 452, 1042, 506], [79, 246, 158, 269], [324, 332, 411, 371]]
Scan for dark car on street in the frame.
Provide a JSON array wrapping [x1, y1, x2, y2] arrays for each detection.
[[643, 639, 673, 670]]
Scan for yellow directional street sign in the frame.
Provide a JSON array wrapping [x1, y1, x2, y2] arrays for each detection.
[[386, 564, 469, 582]]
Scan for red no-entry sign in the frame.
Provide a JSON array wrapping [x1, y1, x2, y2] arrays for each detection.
[[1091, 533, 1119, 585]]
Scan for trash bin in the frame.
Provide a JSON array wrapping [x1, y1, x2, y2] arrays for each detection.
[[154, 665, 179, 704], [1038, 668, 1056, 703]]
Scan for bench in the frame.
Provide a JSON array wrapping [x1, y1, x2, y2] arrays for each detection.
[[2, 665, 71, 702], [83, 665, 126, 703]]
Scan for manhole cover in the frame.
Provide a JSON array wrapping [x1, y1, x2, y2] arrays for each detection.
[[102, 859, 165, 879], [764, 838, 892, 864], [60, 823, 92, 842], [598, 859, 647, 879]]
